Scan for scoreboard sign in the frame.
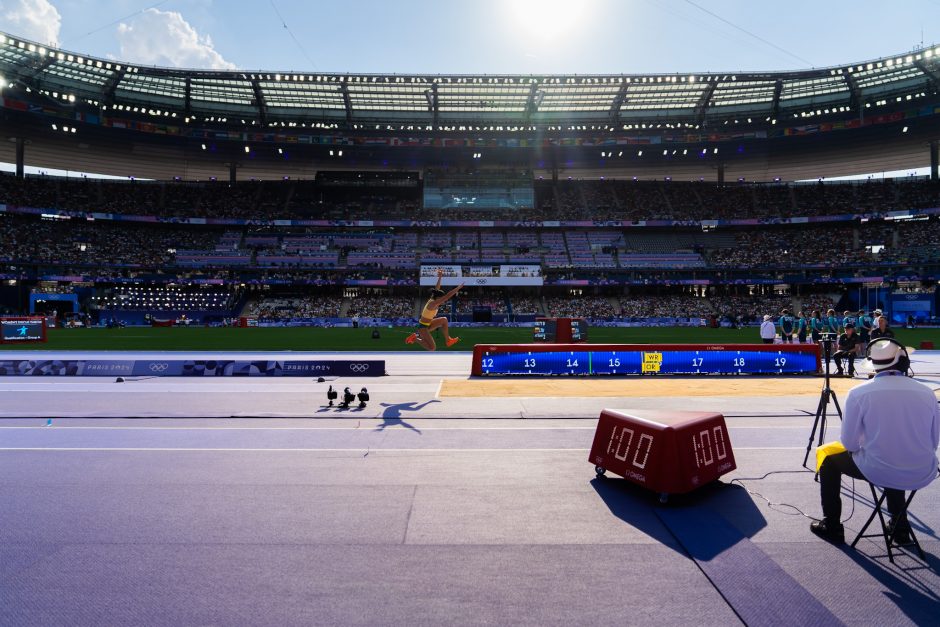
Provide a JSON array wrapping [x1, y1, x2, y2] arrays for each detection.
[[0, 318, 47, 344], [589, 409, 737, 497], [472, 343, 819, 376], [532, 318, 588, 343]]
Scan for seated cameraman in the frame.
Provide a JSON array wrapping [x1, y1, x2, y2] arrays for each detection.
[[830, 323, 861, 377], [812, 339, 939, 544]]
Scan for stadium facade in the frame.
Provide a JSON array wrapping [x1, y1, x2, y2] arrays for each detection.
[[0, 31, 939, 329], [0, 30, 939, 181]]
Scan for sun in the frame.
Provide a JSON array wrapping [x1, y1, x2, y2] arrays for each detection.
[[508, 0, 589, 42]]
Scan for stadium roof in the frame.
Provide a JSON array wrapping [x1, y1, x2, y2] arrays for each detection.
[[0, 30, 939, 131]]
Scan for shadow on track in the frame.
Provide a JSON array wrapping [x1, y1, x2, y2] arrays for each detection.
[[376, 400, 441, 433]]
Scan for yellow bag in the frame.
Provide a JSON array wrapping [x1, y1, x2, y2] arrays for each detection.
[[816, 441, 847, 473]]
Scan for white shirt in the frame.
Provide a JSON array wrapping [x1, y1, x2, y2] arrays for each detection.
[[759, 320, 776, 340], [841, 371, 940, 490]]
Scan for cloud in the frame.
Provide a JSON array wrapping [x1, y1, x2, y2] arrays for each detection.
[[116, 8, 235, 70], [0, 0, 62, 46]]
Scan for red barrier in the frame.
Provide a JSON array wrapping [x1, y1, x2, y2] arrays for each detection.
[[589, 409, 737, 500]]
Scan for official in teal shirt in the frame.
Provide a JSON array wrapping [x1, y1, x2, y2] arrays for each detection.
[[826, 310, 840, 334], [857, 310, 873, 344], [811, 311, 825, 343]]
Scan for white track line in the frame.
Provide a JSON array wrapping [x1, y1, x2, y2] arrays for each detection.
[[0, 425, 810, 431], [0, 446, 805, 452], [0, 426, 599, 431]]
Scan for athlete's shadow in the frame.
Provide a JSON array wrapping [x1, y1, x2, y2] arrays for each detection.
[[376, 400, 440, 433]]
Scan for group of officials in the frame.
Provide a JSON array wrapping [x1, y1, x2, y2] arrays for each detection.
[[759, 307, 894, 376]]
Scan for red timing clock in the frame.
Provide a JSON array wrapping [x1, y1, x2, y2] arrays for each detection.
[[589, 409, 737, 501]]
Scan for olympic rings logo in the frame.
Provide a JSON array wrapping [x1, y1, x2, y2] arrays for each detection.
[[149, 363, 170, 372], [349, 363, 370, 373]]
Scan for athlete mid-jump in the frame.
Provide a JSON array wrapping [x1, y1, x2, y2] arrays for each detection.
[[405, 269, 463, 351]]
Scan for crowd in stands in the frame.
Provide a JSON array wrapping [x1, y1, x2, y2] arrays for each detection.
[[546, 296, 617, 318], [347, 296, 415, 318], [453, 297, 510, 314], [510, 297, 541, 314], [800, 294, 838, 316], [618, 294, 713, 319], [711, 293, 794, 324], [3, 213, 939, 281], [0, 214, 220, 267], [244, 295, 344, 319], [708, 219, 940, 268], [4, 172, 940, 223]]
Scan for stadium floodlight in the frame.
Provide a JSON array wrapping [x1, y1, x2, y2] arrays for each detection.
[[244, 146, 250, 153]]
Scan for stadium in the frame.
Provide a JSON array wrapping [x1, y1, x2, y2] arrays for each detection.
[[1, 3, 940, 625]]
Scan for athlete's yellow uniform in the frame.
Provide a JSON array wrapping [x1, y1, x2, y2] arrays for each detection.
[[419, 300, 440, 327]]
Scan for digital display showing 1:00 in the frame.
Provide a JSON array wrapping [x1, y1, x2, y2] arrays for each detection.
[[478, 348, 817, 375]]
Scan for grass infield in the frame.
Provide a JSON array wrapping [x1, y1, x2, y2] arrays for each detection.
[[2, 326, 939, 352]]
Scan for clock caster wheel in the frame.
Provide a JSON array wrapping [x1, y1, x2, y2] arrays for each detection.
[[658, 493, 669, 504], [595, 466, 606, 478]]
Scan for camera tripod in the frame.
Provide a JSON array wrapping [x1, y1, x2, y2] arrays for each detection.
[[803, 338, 844, 469]]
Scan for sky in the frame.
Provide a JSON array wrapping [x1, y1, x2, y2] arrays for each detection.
[[1, 0, 939, 75]]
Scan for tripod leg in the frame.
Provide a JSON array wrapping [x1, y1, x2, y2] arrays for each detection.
[[817, 389, 830, 447], [803, 389, 827, 468], [830, 390, 843, 420]]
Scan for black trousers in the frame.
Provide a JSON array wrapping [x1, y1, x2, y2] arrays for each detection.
[[819, 451, 909, 529], [830, 350, 856, 373]]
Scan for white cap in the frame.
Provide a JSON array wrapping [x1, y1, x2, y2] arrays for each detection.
[[763, 314, 772, 321], [868, 339, 903, 371], [873, 309, 883, 316]]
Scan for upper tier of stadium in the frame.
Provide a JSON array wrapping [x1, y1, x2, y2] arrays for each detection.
[[2, 30, 939, 130]]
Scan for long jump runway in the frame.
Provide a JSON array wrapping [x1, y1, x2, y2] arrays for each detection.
[[1, 351, 939, 625]]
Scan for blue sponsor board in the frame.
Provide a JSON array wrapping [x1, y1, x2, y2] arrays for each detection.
[[0, 359, 385, 377]]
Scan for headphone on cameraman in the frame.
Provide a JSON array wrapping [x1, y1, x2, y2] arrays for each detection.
[[865, 337, 912, 376]]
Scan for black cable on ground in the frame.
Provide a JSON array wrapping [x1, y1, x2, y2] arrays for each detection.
[[727, 469, 856, 524]]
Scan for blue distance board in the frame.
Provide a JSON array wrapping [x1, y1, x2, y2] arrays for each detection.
[[477, 348, 817, 375]]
